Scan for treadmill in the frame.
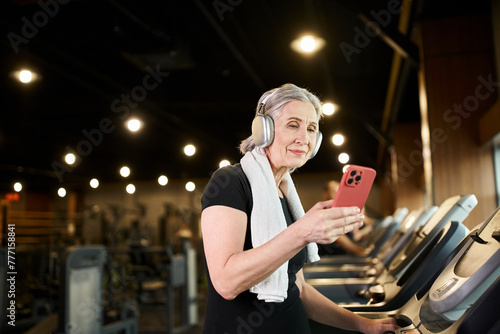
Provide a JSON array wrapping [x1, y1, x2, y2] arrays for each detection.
[[310, 205, 500, 334], [314, 207, 409, 266], [304, 206, 438, 279], [307, 194, 477, 307]]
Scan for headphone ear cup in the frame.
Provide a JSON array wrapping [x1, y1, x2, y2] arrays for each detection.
[[309, 131, 323, 160], [251, 115, 275, 148]]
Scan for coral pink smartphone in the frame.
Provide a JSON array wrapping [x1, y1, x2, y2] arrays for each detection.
[[332, 165, 376, 210]]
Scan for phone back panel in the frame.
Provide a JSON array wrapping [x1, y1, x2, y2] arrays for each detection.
[[332, 165, 376, 210]]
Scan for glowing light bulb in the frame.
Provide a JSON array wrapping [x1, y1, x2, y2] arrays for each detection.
[[65, 153, 76, 165], [13, 182, 22, 192], [322, 103, 336, 116], [120, 166, 131, 177], [158, 175, 168, 186], [185, 181, 195, 192], [19, 70, 33, 83], [126, 184, 136, 194], [58, 188, 67, 197], [219, 160, 230, 168], [300, 36, 316, 52], [184, 144, 196, 156], [90, 178, 99, 189], [338, 153, 350, 164], [332, 134, 344, 146], [127, 118, 142, 132]]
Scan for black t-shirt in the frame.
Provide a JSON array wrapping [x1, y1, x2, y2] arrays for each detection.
[[201, 164, 311, 333]]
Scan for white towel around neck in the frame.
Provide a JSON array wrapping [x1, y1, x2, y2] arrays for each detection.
[[240, 149, 320, 302]]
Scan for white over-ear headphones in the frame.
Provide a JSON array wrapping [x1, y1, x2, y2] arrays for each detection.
[[251, 90, 323, 159]]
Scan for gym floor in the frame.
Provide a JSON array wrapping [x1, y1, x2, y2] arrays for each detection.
[[137, 287, 207, 334]]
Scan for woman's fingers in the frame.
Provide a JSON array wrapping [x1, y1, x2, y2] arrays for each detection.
[[383, 317, 398, 325], [332, 212, 364, 234], [327, 205, 361, 219], [380, 317, 399, 332], [303, 203, 365, 244], [318, 216, 364, 244], [318, 199, 335, 209], [343, 213, 365, 226], [366, 318, 398, 334], [313, 202, 363, 224], [339, 220, 364, 235]]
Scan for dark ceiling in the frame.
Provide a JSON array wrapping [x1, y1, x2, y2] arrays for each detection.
[[0, 0, 493, 192]]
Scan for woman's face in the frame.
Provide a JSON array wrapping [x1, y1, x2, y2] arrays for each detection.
[[266, 100, 319, 172]]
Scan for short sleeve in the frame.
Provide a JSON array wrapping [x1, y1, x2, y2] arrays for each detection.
[[201, 164, 252, 214]]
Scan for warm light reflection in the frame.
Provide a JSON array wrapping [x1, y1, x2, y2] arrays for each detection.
[[342, 164, 350, 173], [405, 215, 416, 229]]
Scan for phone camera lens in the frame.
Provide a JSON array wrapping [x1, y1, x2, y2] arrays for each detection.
[[355, 175, 362, 182], [350, 170, 357, 177], [347, 178, 354, 185]]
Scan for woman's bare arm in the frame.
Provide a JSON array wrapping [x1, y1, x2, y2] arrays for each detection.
[[296, 270, 398, 334], [202, 200, 363, 300]]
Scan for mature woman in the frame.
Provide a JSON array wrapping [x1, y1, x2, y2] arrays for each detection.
[[201, 83, 397, 333]]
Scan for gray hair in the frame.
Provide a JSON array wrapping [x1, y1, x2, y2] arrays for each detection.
[[239, 83, 323, 154]]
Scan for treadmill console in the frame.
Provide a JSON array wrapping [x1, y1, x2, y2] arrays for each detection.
[[419, 196, 459, 237], [388, 195, 476, 275], [428, 206, 500, 321], [492, 228, 500, 242]]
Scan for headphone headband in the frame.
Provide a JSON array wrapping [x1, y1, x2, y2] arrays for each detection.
[[257, 89, 278, 115]]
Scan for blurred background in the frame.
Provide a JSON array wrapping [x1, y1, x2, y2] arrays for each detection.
[[1, 0, 500, 333]]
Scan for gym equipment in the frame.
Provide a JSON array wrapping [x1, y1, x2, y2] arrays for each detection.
[[59, 245, 106, 333], [58, 245, 138, 334], [107, 240, 198, 334], [305, 206, 438, 279], [25, 241, 197, 334], [165, 240, 198, 334], [315, 207, 409, 266], [378, 207, 437, 268], [427, 206, 500, 323], [311, 205, 500, 334], [307, 194, 477, 308]]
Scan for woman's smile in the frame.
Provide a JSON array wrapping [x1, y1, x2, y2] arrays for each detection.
[[289, 148, 307, 156]]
